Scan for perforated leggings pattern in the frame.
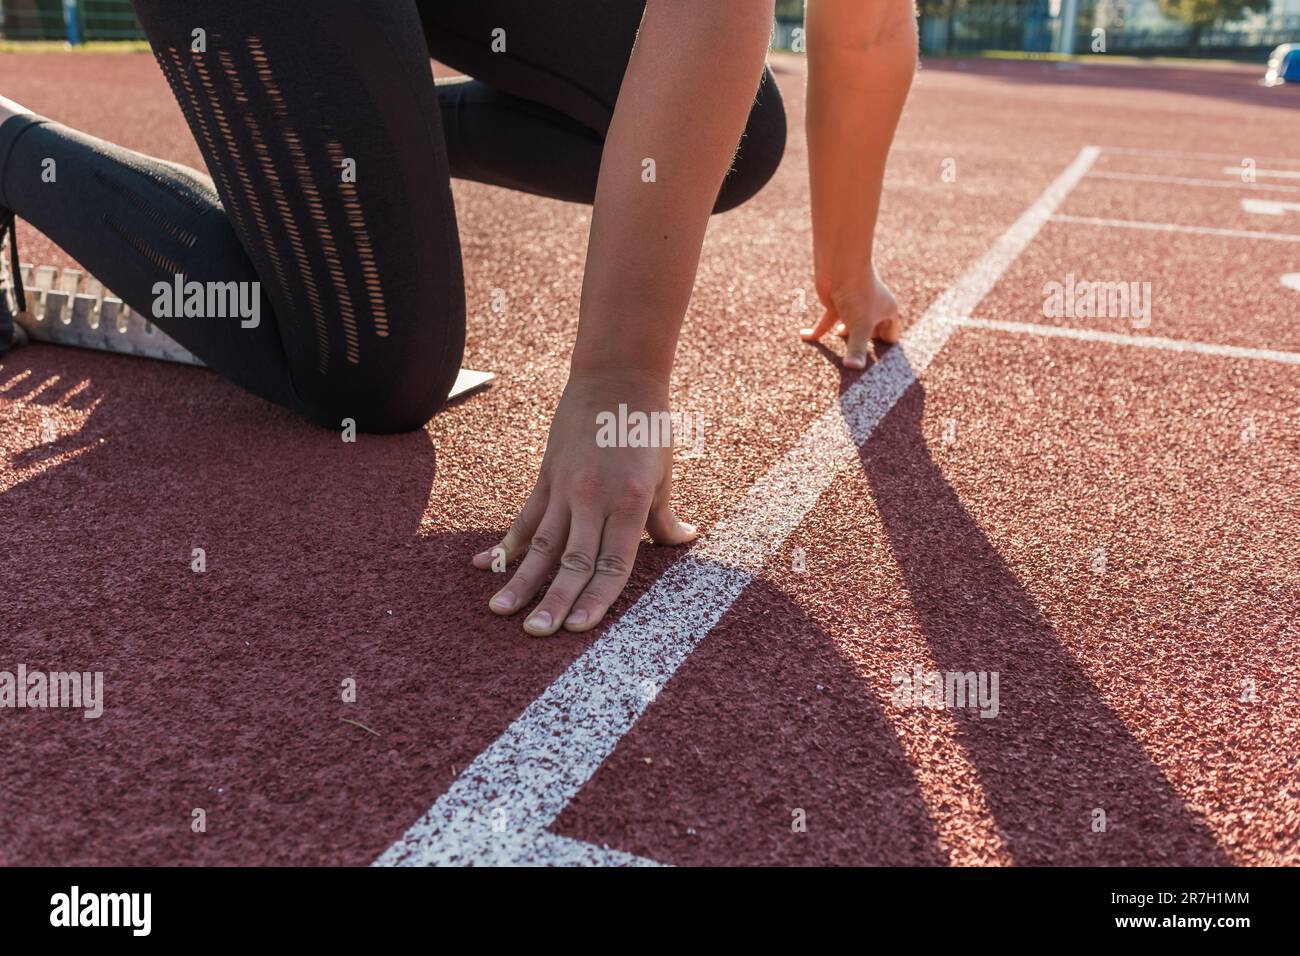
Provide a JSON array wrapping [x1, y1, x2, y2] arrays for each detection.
[[0, 1, 785, 431]]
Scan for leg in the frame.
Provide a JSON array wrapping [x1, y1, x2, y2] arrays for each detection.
[[0, 110, 299, 407], [422, 0, 786, 212], [128, 0, 466, 432], [3, 1, 466, 432]]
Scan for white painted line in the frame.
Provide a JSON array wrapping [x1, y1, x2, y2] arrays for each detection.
[[1222, 166, 1300, 181], [374, 146, 1102, 867], [1282, 273, 1300, 293], [528, 832, 663, 867], [1087, 171, 1300, 194], [1051, 214, 1300, 243], [1099, 146, 1300, 166], [955, 317, 1300, 365], [1240, 198, 1300, 217]]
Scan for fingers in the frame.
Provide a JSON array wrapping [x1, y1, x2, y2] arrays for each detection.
[[646, 494, 697, 547], [522, 510, 603, 637], [843, 312, 902, 369], [843, 322, 873, 370], [560, 507, 647, 634], [799, 306, 839, 342], [873, 315, 902, 344], [478, 482, 694, 637], [488, 505, 570, 618], [472, 485, 549, 570]]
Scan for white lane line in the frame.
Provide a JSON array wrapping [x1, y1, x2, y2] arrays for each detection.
[[1087, 171, 1300, 194], [1099, 146, 1300, 165], [956, 317, 1300, 365], [1051, 214, 1300, 243], [528, 832, 663, 867], [1241, 198, 1300, 216], [373, 146, 1101, 867], [1222, 166, 1300, 180]]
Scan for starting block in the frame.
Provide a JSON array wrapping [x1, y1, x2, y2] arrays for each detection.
[[2, 259, 494, 399], [11, 260, 203, 364]]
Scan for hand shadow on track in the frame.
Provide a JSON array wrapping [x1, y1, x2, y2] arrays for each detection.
[[0, 349, 451, 864], [0, 347, 717, 865], [0, 363, 106, 473], [844, 345, 1229, 865]]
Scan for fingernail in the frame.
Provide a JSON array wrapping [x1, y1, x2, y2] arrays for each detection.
[[799, 328, 814, 337], [565, 609, 588, 627], [844, 356, 865, 369], [679, 522, 697, 537], [527, 610, 552, 631], [490, 591, 515, 611]]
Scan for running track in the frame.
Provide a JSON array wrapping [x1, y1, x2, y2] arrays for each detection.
[[0, 52, 1296, 866]]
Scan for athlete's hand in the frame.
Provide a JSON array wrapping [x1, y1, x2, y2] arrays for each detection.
[[471, 372, 697, 636], [799, 270, 902, 369]]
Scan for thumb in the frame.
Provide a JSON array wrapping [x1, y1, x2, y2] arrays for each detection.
[[843, 323, 873, 370], [646, 494, 697, 545]]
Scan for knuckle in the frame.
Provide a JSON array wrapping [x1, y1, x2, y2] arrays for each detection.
[[594, 551, 632, 577], [570, 471, 602, 499], [528, 530, 559, 557], [616, 483, 655, 510], [559, 550, 595, 575]]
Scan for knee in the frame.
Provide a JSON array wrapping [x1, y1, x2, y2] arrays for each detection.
[[714, 67, 787, 214], [297, 328, 465, 435]]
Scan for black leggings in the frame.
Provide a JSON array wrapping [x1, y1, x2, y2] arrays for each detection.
[[0, 1, 785, 432]]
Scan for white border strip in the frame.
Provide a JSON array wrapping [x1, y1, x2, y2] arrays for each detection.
[[956, 317, 1300, 365], [1221, 166, 1300, 181], [1098, 146, 1300, 166], [1086, 171, 1300, 194], [374, 146, 1102, 867], [1051, 214, 1300, 243]]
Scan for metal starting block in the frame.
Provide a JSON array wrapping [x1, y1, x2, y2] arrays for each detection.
[[11, 261, 203, 365], [4, 260, 495, 399]]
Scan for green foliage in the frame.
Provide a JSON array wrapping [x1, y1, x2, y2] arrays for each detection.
[[1156, 0, 1270, 28], [774, 0, 805, 20]]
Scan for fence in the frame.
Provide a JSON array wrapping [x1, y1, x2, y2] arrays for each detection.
[[4, 1, 1297, 55], [916, 2, 1060, 53], [1097, 14, 1300, 55], [914, 3, 1299, 56], [1, 0, 144, 42], [776, 3, 1299, 57]]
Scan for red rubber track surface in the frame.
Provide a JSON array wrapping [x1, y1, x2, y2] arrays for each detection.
[[0, 52, 1296, 865]]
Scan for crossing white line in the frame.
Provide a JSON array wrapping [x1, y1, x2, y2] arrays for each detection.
[[955, 317, 1300, 365], [373, 146, 1102, 867], [1086, 171, 1300, 194], [1221, 166, 1300, 181], [1098, 146, 1300, 166], [1051, 214, 1300, 243]]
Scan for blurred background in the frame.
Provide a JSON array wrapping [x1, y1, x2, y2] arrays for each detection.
[[0, 0, 1296, 59]]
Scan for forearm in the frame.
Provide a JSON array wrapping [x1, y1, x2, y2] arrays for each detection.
[[806, 0, 916, 294], [569, 0, 774, 386]]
